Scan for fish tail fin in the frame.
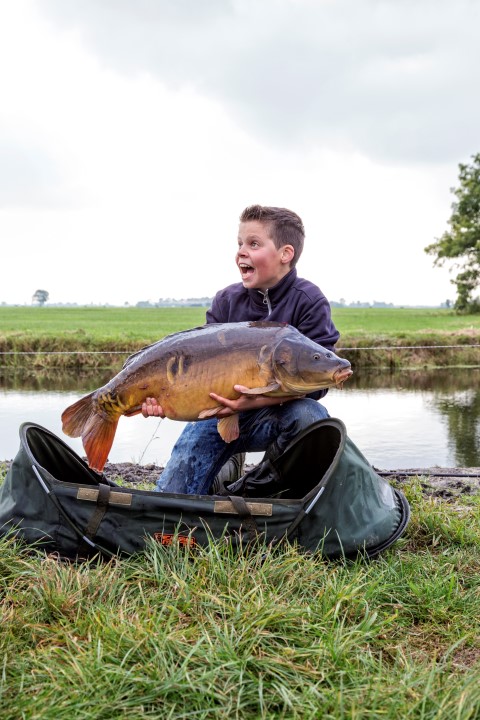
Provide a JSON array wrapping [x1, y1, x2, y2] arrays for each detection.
[[62, 393, 97, 438], [62, 392, 118, 472], [82, 415, 119, 472]]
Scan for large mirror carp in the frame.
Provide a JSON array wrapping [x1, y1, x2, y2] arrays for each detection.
[[62, 321, 352, 472]]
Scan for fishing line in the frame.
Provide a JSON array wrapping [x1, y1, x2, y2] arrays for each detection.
[[339, 344, 480, 351], [138, 417, 164, 465]]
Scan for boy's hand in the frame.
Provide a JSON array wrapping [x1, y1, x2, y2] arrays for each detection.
[[141, 397, 166, 418], [209, 385, 303, 418]]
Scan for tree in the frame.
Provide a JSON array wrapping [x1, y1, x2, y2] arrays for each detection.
[[425, 153, 480, 313], [32, 289, 49, 306]]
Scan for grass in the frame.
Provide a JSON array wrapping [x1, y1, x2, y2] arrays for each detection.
[[1, 306, 480, 340], [0, 307, 206, 371], [1, 306, 480, 370], [0, 306, 207, 342], [333, 307, 480, 336], [0, 460, 479, 718]]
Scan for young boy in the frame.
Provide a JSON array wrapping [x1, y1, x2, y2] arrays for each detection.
[[142, 204, 340, 494]]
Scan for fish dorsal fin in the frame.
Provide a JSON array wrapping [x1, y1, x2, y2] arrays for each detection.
[[121, 343, 156, 369], [217, 415, 240, 443], [240, 382, 280, 395]]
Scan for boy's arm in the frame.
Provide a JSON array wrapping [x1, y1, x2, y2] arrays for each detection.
[[295, 297, 340, 350], [205, 291, 226, 323], [141, 390, 300, 420], [209, 386, 302, 417]]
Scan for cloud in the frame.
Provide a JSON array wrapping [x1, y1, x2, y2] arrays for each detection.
[[37, 0, 480, 164], [0, 1, 464, 307], [0, 142, 66, 208]]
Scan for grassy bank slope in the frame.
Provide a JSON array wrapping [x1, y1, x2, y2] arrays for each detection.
[[1, 306, 479, 369]]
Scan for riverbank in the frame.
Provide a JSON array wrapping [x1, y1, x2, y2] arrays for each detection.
[[1, 306, 480, 370], [1, 334, 480, 370]]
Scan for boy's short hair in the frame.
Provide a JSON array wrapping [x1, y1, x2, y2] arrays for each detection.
[[240, 205, 305, 267]]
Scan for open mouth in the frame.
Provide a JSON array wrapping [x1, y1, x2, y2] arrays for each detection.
[[333, 367, 353, 387], [239, 262, 255, 279]]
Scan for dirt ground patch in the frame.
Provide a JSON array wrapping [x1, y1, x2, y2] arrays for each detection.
[[103, 462, 163, 486], [101, 462, 480, 498], [374, 467, 480, 498]]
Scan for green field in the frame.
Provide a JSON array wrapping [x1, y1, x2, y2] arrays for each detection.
[[1, 305, 480, 339], [0, 306, 207, 342], [1, 306, 479, 369]]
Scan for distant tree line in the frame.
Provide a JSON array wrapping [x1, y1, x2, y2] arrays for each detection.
[[136, 297, 213, 308]]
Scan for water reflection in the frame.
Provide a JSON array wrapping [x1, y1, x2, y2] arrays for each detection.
[[1, 367, 479, 468], [350, 368, 480, 467], [0, 369, 112, 392], [429, 390, 480, 467]]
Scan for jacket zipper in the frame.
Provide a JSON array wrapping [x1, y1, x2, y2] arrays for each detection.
[[259, 289, 272, 316]]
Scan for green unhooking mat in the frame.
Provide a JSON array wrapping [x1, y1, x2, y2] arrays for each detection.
[[0, 419, 410, 560]]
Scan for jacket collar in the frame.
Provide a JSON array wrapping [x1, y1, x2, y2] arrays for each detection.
[[248, 268, 298, 308]]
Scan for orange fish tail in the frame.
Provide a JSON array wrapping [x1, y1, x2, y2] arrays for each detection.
[[82, 414, 119, 472], [62, 392, 119, 472], [61, 393, 96, 438]]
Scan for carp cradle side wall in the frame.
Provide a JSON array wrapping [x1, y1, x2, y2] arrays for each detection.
[[0, 420, 409, 559]]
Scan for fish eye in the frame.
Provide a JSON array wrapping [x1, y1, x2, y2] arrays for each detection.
[[313, 353, 321, 360]]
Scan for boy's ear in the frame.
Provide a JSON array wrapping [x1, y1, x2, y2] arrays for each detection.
[[281, 245, 295, 265]]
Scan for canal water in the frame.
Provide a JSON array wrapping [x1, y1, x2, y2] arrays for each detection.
[[1, 367, 479, 469]]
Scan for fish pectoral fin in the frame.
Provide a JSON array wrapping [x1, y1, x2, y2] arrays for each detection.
[[241, 382, 280, 395], [124, 404, 143, 417], [217, 415, 240, 443], [198, 408, 240, 443], [198, 407, 222, 419]]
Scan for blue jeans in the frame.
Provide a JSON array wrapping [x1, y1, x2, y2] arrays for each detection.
[[156, 398, 329, 495]]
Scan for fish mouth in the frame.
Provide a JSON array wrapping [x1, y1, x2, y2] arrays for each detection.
[[333, 367, 353, 387], [280, 366, 353, 393], [279, 378, 335, 393]]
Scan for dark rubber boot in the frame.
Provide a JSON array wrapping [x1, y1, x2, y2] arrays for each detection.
[[210, 453, 246, 495]]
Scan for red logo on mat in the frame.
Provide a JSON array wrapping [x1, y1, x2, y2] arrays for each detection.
[[153, 532, 198, 549]]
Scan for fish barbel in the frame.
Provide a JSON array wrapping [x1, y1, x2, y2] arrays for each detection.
[[61, 321, 352, 472]]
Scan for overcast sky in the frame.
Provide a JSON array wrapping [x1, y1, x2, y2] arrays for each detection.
[[1, 0, 479, 307]]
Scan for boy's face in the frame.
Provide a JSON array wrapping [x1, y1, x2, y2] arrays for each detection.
[[236, 220, 294, 291]]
